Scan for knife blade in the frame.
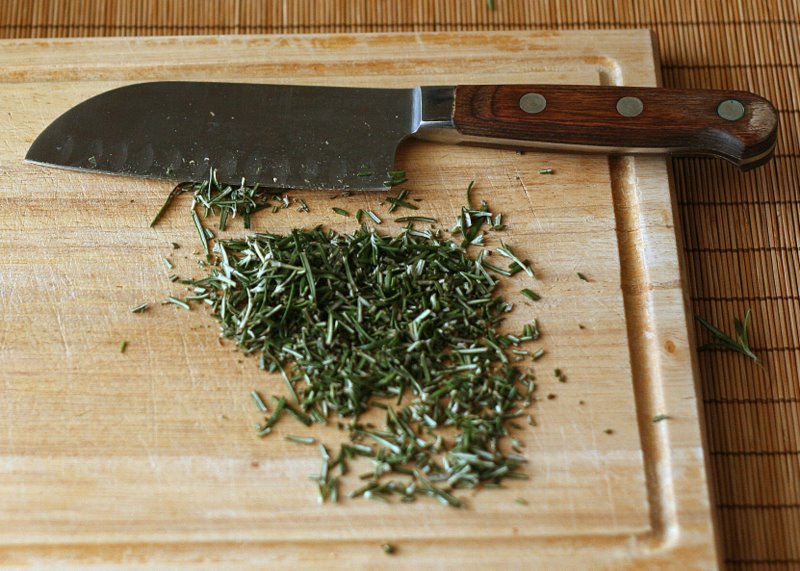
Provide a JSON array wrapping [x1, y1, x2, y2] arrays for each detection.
[[25, 82, 778, 190]]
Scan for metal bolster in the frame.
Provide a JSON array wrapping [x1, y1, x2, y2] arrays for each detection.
[[414, 86, 456, 139]]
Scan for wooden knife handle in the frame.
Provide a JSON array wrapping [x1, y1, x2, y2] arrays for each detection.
[[453, 85, 778, 170]]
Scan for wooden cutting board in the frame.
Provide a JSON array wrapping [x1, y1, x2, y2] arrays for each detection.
[[0, 31, 719, 569]]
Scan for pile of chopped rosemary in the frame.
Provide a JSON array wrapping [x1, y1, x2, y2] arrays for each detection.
[[158, 173, 541, 507]]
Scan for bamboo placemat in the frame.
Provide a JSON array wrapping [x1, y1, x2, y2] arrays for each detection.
[[2, 1, 798, 568]]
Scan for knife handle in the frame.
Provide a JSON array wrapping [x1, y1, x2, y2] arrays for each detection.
[[452, 85, 778, 170]]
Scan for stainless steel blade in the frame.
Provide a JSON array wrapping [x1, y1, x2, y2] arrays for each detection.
[[25, 81, 422, 191]]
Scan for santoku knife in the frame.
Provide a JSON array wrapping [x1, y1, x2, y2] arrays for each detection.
[[25, 82, 779, 190]]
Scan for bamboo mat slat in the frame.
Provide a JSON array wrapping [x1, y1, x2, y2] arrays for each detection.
[[1, 1, 798, 568]]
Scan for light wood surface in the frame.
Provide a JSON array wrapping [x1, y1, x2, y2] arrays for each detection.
[[0, 31, 718, 569]]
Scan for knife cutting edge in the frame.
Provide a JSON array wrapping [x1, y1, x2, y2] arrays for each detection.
[[25, 81, 779, 190]]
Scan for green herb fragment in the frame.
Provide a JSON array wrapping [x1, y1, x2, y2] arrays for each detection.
[[191, 210, 209, 255], [365, 210, 382, 224], [497, 242, 534, 277], [538, 168, 554, 175], [297, 199, 310, 213], [383, 170, 407, 187], [166, 296, 190, 310], [130, 303, 150, 314], [653, 414, 671, 423], [355, 209, 365, 222], [577, 272, 589, 282], [386, 189, 418, 212], [515, 497, 528, 505], [285, 435, 316, 445], [332, 207, 350, 217], [604, 429, 615, 435], [162, 256, 174, 269], [395, 216, 437, 224], [382, 543, 396, 555], [250, 390, 268, 413], [119, 340, 127, 353], [258, 397, 287, 435], [696, 308, 758, 362], [521, 289, 541, 302], [171, 242, 180, 249], [357, 164, 372, 177]]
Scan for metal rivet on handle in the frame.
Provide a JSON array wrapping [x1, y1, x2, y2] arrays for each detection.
[[519, 93, 547, 114], [616, 96, 644, 117], [717, 99, 746, 121]]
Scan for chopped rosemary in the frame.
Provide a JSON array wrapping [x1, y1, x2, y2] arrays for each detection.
[[382, 543, 396, 555], [696, 308, 758, 362], [130, 303, 150, 313], [332, 207, 350, 217], [538, 168, 554, 175], [383, 170, 407, 187], [285, 435, 316, 445], [386, 189, 417, 213], [395, 216, 437, 224], [250, 390, 268, 413], [577, 272, 589, 282], [153, 174, 551, 507], [119, 340, 127, 353], [497, 242, 534, 277], [166, 296, 190, 310], [182, 223, 536, 506], [466, 180, 475, 209], [653, 414, 671, 423], [520, 289, 541, 302]]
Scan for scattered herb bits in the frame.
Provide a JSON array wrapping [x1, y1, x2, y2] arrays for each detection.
[[395, 215, 437, 224], [696, 308, 758, 363], [250, 390, 269, 413], [130, 303, 149, 314], [285, 435, 316, 445], [521, 289, 541, 302], [166, 296, 190, 310], [383, 170, 407, 188]]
